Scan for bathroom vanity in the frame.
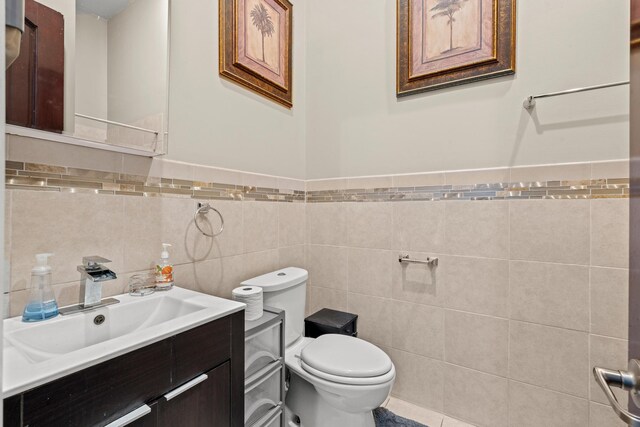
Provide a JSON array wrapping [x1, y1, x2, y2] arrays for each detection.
[[2, 288, 245, 427]]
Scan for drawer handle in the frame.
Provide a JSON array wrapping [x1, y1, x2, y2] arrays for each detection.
[[105, 404, 151, 427], [164, 374, 209, 401]]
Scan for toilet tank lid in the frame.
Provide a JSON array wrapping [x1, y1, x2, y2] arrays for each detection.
[[241, 267, 308, 292]]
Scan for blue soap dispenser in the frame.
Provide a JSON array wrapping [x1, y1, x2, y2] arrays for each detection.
[[22, 253, 59, 322]]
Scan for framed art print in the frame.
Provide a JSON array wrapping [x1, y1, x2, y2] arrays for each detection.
[[220, 0, 293, 107], [397, 0, 516, 96]]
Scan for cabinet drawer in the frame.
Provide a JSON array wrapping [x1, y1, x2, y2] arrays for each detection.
[[173, 316, 231, 386], [245, 362, 282, 426], [245, 321, 282, 378]]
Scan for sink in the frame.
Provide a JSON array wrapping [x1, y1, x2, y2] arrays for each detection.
[[3, 287, 246, 396], [6, 294, 206, 363]]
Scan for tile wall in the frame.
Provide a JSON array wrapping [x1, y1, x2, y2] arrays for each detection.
[[305, 161, 629, 427], [4, 135, 630, 427], [4, 135, 306, 317]]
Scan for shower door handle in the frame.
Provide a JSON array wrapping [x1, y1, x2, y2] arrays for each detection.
[[594, 359, 640, 427]]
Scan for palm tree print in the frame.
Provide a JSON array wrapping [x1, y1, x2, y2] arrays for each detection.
[[250, 2, 275, 63], [430, 0, 469, 53]]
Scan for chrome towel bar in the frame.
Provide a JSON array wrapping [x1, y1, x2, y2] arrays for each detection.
[[398, 254, 438, 267], [523, 80, 629, 109]]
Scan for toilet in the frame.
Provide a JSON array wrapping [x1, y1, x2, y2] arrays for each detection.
[[241, 267, 395, 427]]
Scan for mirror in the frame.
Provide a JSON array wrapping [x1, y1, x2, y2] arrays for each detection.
[[5, 0, 170, 154]]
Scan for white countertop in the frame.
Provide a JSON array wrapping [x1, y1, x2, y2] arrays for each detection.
[[3, 287, 245, 397]]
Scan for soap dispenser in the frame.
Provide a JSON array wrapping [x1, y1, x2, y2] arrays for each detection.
[[155, 243, 174, 291], [22, 253, 59, 322]]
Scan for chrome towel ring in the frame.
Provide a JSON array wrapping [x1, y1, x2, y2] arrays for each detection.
[[194, 202, 224, 237]]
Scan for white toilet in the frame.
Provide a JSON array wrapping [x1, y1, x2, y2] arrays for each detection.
[[241, 267, 395, 427]]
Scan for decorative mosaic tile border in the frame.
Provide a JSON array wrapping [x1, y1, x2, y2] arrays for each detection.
[[5, 161, 630, 202], [306, 179, 629, 202], [5, 161, 305, 202]]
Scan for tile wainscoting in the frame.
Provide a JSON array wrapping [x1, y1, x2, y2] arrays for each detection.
[[305, 161, 629, 427], [3, 135, 630, 427]]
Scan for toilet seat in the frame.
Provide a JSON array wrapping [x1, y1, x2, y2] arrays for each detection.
[[299, 334, 393, 385]]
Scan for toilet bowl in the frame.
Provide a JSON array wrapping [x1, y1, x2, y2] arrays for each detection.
[[242, 268, 395, 427]]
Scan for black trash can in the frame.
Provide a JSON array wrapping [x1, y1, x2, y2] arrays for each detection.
[[304, 308, 358, 338]]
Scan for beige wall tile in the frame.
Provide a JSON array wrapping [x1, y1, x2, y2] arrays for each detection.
[[306, 286, 347, 316], [444, 310, 508, 376], [392, 300, 444, 360], [393, 172, 445, 188], [8, 135, 123, 174], [346, 176, 393, 190], [509, 321, 589, 398], [445, 201, 509, 259], [591, 160, 629, 180], [392, 251, 444, 307], [348, 248, 393, 298], [508, 381, 589, 427], [306, 179, 347, 192], [242, 172, 278, 189], [149, 159, 194, 181], [243, 202, 278, 253], [306, 203, 347, 246], [589, 335, 628, 406], [589, 402, 627, 427], [278, 245, 305, 270], [4, 191, 12, 294], [510, 261, 589, 331], [278, 203, 305, 247], [192, 165, 243, 186], [590, 267, 629, 339], [510, 200, 590, 265], [591, 199, 629, 269], [445, 168, 510, 186], [173, 256, 245, 299], [443, 256, 508, 318], [243, 249, 279, 282], [305, 245, 348, 290], [510, 163, 591, 183], [11, 191, 125, 290], [277, 177, 305, 192], [347, 202, 393, 249], [393, 201, 446, 253], [443, 364, 508, 427], [389, 349, 444, 412], [347, 293, 392, 347], [122, 197, 162, 272]]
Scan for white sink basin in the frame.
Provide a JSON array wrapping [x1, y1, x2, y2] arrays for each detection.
[[3, 287, 245, 397]]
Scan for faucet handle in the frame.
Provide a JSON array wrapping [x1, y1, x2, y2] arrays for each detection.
[[82, 256, 112, 270]]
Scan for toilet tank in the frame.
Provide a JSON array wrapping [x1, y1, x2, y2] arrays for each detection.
[[241, 267, 308, 348]]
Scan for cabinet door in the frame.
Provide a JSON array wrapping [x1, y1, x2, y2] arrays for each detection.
[[159, 362, 231, 427]]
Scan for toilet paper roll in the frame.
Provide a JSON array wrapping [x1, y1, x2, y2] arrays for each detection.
[[232, 286, 263, 321]]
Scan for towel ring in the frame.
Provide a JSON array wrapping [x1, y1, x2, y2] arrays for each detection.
[[194, 203, 224, 237]]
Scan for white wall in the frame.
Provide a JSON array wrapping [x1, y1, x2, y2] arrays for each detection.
[[108, 0, 168, 126], [167, 0, 307, 179], [305, 0, 630, 179], [75, 13, 108, 138]]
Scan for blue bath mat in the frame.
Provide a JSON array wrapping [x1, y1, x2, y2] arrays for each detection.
[[373, 407, 429, 427]]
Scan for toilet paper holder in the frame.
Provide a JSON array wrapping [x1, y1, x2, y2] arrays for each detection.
[[398, 254, 439, 267]]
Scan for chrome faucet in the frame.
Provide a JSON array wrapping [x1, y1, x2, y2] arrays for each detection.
[[59, 256, 120, 315], [78, 256, 116, 307]]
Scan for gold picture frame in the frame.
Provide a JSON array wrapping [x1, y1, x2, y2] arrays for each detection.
[[219, 0, 293, 108], [397, 0, 516, 96]]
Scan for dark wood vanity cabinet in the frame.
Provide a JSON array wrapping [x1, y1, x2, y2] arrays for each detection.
[[3, 311, 244, 427]]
